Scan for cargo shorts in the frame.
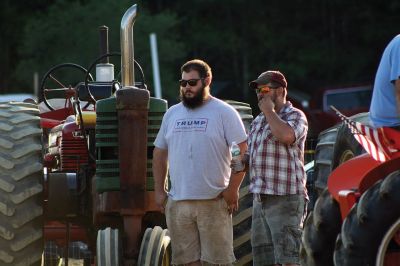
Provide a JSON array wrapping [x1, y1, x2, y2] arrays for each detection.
[[251, 194, 306, 266], [165, 197, 236, 265]]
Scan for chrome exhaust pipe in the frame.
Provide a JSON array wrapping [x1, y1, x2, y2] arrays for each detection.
[[120, 4, 137, 87]]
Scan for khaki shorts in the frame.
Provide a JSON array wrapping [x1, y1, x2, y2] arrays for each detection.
[[165, 197, 235, 265], [251, 194, 306, 266]]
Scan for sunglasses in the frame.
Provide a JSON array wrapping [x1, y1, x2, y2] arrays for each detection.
[[179, 78, 204, 87], [255, 86, 279, 94]]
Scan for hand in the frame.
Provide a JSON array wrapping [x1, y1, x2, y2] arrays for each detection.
[[222, 188, 239, 214], [155, 190, 168, 213], [258, 95, 274, 114], [231, 154, 249, 173], [230, 158, 245, 173]]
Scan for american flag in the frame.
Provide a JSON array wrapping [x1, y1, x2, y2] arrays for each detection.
[[330, 106, 394, 162]]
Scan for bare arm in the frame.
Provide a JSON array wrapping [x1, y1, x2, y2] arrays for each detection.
[[152, 147, 169, 211], [263, 108, 295, 144], [395, 79, 400, 117], [223, 141, 247, 213]]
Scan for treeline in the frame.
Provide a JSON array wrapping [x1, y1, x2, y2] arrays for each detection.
[[1, 0, 399, 105]]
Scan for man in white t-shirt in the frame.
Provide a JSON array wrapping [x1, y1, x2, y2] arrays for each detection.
[[153, 59, 247, 266]]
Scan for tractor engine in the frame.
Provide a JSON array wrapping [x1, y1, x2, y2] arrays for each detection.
[[45, 120, 89, 172], [43, 116, 96, 221]]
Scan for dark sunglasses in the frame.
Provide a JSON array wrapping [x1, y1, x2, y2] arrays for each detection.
[[179, 78, 204, 87], [255, 85, 279, 94]]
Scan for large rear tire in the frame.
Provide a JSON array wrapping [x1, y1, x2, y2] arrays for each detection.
[[302, 127, 337, 266], [313, 112, 368, 197], [300, 188, 341, 266], [301, 113, 368, 266], [376, 218, 400, 266], [227, 101, 253, 265], [313, 126, 340, 195], [333, 170, 400, 265], [0, 102, 43, 265], [331, 112, 368, 169], [233, 185, 253, 265]]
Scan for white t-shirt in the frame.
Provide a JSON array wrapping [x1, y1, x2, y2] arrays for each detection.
[[154, 97, 247, 200]]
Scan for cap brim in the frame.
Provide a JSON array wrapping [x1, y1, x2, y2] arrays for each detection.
[[249, 81, 259, 89]]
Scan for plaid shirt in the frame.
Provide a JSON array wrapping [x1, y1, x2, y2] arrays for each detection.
[[247, 101, 308, 197]]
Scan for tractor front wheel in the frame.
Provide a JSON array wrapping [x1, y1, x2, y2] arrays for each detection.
[[137, 226, 171, 266], [96, 227, 122, 266]]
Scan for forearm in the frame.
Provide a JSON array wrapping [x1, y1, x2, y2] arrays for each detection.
[[227, 171, 246, 192], [395, 79, 400, 117], [228, 141, 247, 191], [263, 109, 295, 144], [242, 153, 250, 173], [152, 148, 168, 193], [153, 166, 168, 193]]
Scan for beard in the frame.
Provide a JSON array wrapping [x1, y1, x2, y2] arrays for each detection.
[[180, 84, 206, 109]]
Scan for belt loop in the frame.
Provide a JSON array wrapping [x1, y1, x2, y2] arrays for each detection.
[[253, 193, 261, 202]]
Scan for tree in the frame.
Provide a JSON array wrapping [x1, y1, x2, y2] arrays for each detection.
[[13, 0, 186, 101], [141, 0, 400, 106], [4, 0, 400, 106], [0, 0, 54, 92]]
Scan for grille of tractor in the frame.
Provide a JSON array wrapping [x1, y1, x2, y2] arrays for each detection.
[[95, 97, 119, 192], [95, 97, 167, 192], [60, 138, 88, 171], [146, 98, 167, 190]]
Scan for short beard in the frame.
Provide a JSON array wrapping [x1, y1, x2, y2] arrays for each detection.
[[180, 85, 206, 109]]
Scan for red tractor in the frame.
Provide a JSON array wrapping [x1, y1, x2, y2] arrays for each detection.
[[0, 4, 254, 265], [300, 112, 400, 265]]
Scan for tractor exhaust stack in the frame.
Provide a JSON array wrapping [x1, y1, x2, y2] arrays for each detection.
[[120, 4, 137, 87]]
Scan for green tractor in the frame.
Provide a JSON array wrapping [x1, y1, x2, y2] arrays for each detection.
[[0, 4, 254, 265]]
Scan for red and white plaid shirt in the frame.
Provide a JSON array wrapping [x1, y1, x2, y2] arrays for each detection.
[[247, 102, 308, 197]]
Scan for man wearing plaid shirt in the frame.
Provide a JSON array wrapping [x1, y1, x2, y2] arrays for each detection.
[[242, 70, 308, 266]]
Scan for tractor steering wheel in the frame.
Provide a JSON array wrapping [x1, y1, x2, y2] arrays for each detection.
[[83, 52, 147, 104], [40, 63, 94, 111]]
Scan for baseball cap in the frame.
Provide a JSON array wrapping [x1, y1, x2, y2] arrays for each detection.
[[249, 70, 287, 89]]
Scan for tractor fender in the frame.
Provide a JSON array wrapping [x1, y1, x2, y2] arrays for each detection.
[[328, 154, 400, 202]]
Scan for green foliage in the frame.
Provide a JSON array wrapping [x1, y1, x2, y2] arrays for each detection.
[[0, 0, 54, 92], [2, 0, 400, 104], [132, 2, 186, 100], [13, 0, 186, 100], [154, 0, 399, 102]]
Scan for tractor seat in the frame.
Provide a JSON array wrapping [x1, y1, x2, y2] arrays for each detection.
[[76, 82, 114, 102]]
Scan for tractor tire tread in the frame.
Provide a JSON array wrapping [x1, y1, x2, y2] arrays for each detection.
[[300, 188, 341, 266], [334, 171, 400, 265], [313, 126, 339, 193], [0, 102, 43, 265]]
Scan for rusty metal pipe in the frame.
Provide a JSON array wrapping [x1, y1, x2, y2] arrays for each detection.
[[120, 4, 137, 87]]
